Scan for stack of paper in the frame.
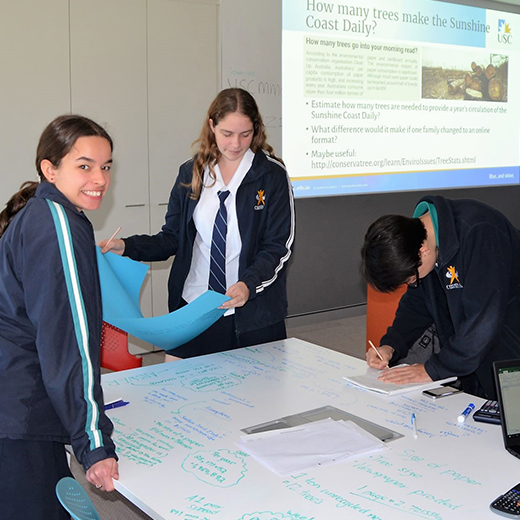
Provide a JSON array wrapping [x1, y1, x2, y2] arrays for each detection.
[[343, 366, 457, 396], [236, 418, 387, 476]]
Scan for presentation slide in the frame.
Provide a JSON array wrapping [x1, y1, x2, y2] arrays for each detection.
[[283, 0, 520, 197]]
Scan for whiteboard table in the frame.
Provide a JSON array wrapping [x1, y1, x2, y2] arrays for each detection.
[[101, 338, 515, 520]]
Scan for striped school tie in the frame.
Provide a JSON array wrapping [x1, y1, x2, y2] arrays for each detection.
[[209, 190, 230, 294]]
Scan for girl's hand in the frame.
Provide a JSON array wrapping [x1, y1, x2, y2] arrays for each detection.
[[85, 458, 119, 492], [98, 238, 125, 255], [220, 282, 250, 309]]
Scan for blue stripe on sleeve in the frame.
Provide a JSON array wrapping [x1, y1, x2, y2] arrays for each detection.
[[46, 200, 103, 450]]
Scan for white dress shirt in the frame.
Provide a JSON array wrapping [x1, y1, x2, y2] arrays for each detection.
[[182, 149, 254, 315]]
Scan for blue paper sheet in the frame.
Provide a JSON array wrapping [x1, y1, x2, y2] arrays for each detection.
[[96, 247, 228, 350]]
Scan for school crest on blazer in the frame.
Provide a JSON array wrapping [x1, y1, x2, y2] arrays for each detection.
[[254, 189, 266, 210], [445, 265, 463, 290]]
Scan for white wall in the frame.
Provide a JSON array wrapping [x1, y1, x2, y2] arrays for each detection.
[[0, 0, 219, 353], [221, 0, 282, 153]]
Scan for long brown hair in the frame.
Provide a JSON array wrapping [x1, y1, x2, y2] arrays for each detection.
[[0, 115, 113, 238], [188, 88, 282, 199]]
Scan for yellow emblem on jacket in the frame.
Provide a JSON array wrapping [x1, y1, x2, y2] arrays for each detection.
[[447, 266, 460, 284]]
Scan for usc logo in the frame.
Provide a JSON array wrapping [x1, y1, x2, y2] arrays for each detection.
[[498, 20, 512, 44]]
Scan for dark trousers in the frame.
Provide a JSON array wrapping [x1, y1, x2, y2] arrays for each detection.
[[0, 438, 73, 520], [170, 310, 286, 358]]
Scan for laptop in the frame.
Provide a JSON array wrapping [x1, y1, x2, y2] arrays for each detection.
[[494, 359, 520, 460]]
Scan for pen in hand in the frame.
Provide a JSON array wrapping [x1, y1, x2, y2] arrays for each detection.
[[103, 226, 121, 253], [369, 340, 389, 369]]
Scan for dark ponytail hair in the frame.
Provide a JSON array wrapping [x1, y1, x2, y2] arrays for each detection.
[[0, 115, 113, 238], [0, 182, 39, 238]]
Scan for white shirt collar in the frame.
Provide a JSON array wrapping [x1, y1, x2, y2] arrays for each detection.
[[206, 148, 254, 196]]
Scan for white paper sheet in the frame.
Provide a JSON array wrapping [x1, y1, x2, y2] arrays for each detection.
[[343, 365, 457, 396], [236, 418, 387, 476]]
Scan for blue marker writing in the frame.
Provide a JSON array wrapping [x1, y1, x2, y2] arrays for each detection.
[[457, 403, 475, 423]]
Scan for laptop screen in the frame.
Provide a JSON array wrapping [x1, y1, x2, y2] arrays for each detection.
[[495, 364, 520, 438]]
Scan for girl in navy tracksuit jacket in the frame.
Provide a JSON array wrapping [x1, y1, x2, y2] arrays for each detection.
[[0, 115, 118, 519], [101, 88, 295, 359]]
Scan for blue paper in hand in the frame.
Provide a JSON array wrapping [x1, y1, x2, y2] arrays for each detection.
[[96, 247, 228, 350]]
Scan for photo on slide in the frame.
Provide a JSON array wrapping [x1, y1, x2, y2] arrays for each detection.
[[422, 48, 508, 102]]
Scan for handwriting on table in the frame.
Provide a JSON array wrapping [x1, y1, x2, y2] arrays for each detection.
[[182, 449, 249, 487]]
